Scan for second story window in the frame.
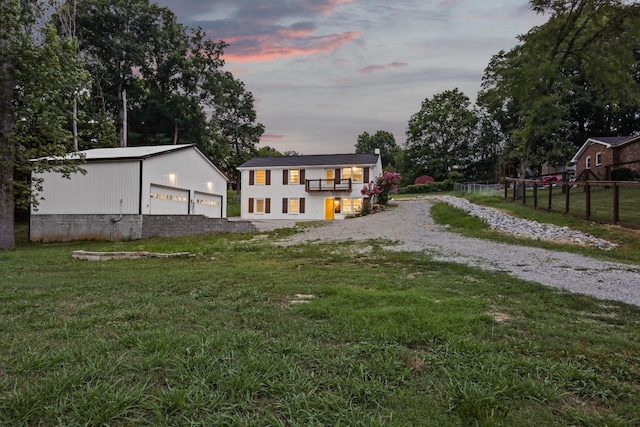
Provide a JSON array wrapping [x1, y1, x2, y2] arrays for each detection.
[[595, 152, 602, 166], [256, 170, 265, 185], [290, 169, 299, 184], [586, 156, 591, 169], [342, 167, 363, 183]]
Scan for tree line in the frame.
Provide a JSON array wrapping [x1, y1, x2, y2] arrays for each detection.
[[2, 0, 639, 249], [1, 0, 264, 249], [355, 0, 640, 187]]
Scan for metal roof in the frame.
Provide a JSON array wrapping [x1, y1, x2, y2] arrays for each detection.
[[238, 153, 380, 169], [32, 144, 195, 162]]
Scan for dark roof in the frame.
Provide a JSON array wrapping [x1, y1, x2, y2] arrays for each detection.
[[571, 135, 640, 163], [238, 153, 380, 169], [588, 136, 636, 147]]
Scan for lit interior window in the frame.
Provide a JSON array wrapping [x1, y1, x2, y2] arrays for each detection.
[[342, 168, 352, 181], [353, 167, 363, 182], [256, 170, 265, 185], [256, 199, 265, 213], [289, 198, 299, 214], [290, 169, 299, 184], [353, 198, 362, 212]]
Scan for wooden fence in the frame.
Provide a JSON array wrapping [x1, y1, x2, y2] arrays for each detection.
[[504, 178, 640, 229]]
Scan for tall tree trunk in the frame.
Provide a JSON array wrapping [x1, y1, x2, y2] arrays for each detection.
[[0, 37, 16, 249], [173, 120, 178, 144], [515, 139, 533, 200], [119, 88, 127, 147], [72, 99, 78, 150]]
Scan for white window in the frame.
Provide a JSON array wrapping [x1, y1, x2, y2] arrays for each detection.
[[595, 152, 602, 166], [342, 167, 363, 183], [586, 156, 591, 169], [342, 198, 363, 214], [325, 169, 334, 180], [256, 170, 266, 185], [290, 169, 299, 184], [255, 198, 265, 214], [289, 198, 299, 214]]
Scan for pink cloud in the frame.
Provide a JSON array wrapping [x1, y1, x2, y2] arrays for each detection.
[[261, 134, 285, 140], [224, 31, 361, 62]]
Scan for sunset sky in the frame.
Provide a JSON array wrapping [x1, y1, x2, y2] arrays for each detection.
[[157, 0, 548, 155]]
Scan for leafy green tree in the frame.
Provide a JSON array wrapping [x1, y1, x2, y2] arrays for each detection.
[[355, 130, 401, 169], [1, 1, 89, 250], [207, 71, 265, 177], [403, 89, 479, 182], [480, 0, 640, 185], [75, 0, 183, 147], [256, 146, 283, 157]]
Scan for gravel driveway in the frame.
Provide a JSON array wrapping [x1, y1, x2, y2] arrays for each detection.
[[270, 198, 640, 307]]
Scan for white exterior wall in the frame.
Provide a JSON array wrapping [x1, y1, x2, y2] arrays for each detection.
[[32, 161, 141, 215], [239, 158, 382, 220], [32, 146, 228, 218], [142, 148, 227, 217]]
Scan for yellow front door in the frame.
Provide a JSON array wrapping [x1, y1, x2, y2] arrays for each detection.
[[325, 198, 335, 220]]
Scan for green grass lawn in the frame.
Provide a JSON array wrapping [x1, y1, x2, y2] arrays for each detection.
[[2, 224, 640, 425], [227, 189, 241, 217], [504, 185, 640, 228], [445, 192, 640, 266]]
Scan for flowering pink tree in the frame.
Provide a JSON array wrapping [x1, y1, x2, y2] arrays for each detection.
[[375, 171, 401, 205], [360, 181, 382, 215]]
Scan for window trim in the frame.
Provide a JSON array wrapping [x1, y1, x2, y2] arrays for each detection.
[[289, 198, 299, 214], [289, 169, 299, 185], [586, 156, 591, 169], [255, 198, 265, 214], [595, 152, 602, 167]]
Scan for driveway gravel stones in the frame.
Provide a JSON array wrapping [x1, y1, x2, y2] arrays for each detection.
[[272, 197, 640, 307]]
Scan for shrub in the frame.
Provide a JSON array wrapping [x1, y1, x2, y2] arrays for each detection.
[[398, 181, 453, 194], [415, 175, 434, 184], [376, 171, 402, 205], [611, 167, 634, 181]]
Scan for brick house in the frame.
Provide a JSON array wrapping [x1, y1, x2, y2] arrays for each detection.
[[571, 135, 640, 180]]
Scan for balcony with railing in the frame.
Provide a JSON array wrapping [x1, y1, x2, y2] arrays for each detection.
[[305, 178, 352, 193]]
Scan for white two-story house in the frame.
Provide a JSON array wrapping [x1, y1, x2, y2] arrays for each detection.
[[237, 152, 383, 220]]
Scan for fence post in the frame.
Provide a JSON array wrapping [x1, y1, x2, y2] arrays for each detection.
[[504, 179, 508, 199], [547, 182, 553, 212], [613, 183, 619, 224], [585, 182, 591, 219], [522, 181, 527, 205], [564, 183, 570, 214], [533, 183, 538, 209]]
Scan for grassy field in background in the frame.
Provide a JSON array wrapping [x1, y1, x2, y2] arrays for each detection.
[[450, 192, 640, 266], [504, 185, 640, 228], [2, 217, 640, 425], [227, 189, 240, 217]]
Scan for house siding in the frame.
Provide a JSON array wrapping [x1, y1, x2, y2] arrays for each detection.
[[238, 157, 382, 220], [575, 139, 640, 179], [616, 143, 640, 174]]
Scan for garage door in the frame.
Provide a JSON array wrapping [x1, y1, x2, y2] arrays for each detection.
[[149, 184, 189, 215], [193, 191, 223, 218]]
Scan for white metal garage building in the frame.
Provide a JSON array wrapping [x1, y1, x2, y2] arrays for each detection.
[[29, 145, 248, 242]]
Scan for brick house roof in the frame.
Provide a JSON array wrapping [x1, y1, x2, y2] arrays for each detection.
[[571, 135, 640, 163]]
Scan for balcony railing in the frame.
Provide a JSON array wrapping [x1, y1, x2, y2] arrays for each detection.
[[305, 178, 352, 192]]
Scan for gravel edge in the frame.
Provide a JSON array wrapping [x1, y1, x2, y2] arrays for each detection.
[[270, 198, 640, 307]]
